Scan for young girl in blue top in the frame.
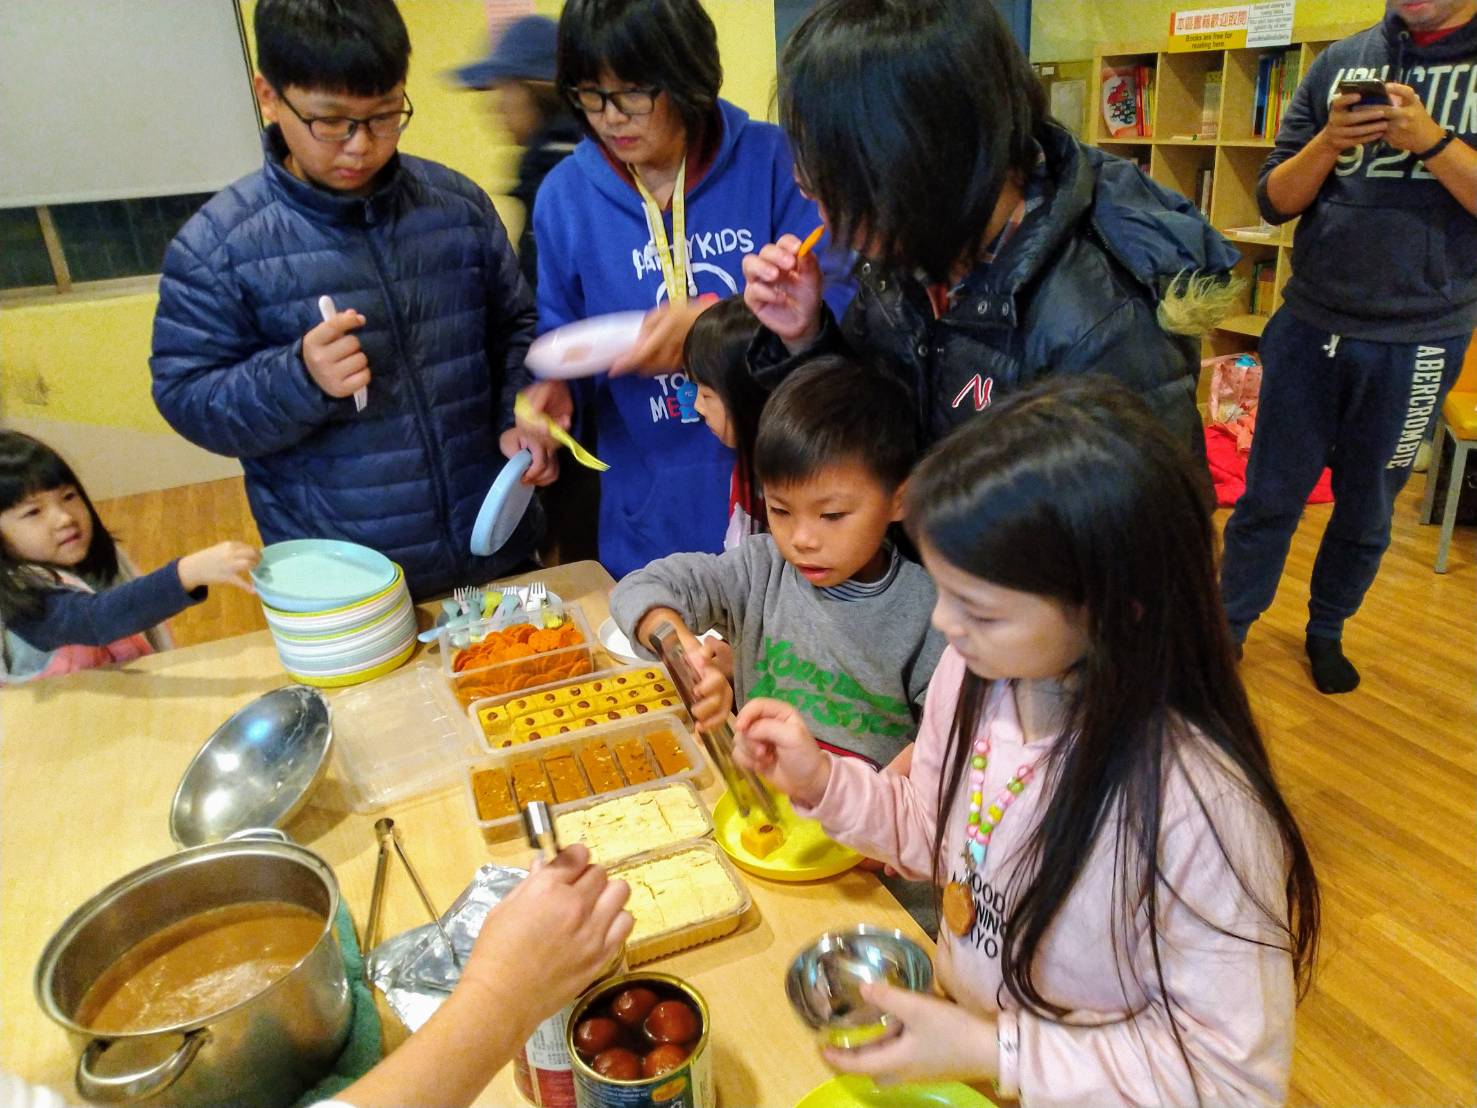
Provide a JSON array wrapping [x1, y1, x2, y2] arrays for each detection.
[[526, 0, 849, 577], [0, 433, 259, 684]]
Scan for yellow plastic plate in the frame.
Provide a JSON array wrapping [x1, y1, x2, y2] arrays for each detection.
[[712, 791, 861, 882], [795, 1076, 996, 1108]]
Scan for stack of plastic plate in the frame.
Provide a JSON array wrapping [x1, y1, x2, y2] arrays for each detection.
[[253, 539, 417, 688]]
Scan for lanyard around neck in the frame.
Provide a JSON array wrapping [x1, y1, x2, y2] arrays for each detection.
[[630, 156, 694, 307]]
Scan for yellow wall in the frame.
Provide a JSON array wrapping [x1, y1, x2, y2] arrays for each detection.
[[1031, 0, 1386, 61], [0, 0, 778, 487]]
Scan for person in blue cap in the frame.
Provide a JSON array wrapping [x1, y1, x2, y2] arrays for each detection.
[[455, 15, 582, 292]]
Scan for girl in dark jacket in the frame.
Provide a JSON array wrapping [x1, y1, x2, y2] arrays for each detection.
[[744, 0, 1239, 463]]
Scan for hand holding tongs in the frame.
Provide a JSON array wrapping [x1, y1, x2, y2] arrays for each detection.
[[645, 619, 781, 822]]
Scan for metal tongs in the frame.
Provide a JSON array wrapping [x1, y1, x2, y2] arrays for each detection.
[[361, 817, 461, 976], [646, 619, 781, 822]]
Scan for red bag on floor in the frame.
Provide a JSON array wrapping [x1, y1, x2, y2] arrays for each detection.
[[1203, 353, 1333, 508]]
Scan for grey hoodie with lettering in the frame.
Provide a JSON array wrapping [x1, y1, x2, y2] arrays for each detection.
[[1259, 11, 1477, 340], [609, 535, 946, 768]]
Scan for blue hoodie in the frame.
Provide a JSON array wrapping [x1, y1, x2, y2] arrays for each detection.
[[1258, 11, 1477, 341], [533, 100, 849, 579]]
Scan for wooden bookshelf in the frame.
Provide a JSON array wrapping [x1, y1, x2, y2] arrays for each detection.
[[1089, 22, 1366, 359]]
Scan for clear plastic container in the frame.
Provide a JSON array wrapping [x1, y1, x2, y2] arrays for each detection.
[[463, 711, 706, 836], [331, 663, 483, 811], [610, 838, 752, 964], [465, 663, 686, 753], [440, 604, 596, 708], [553, 780, 714, 865]]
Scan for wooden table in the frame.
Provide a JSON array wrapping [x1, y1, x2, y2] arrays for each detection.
[[0, 561, 931, 1106]]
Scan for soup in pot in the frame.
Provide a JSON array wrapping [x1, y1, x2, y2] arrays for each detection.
[[74, 901, 324, 1033]]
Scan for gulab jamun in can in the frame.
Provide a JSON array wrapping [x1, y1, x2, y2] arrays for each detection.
[[567, 972, 713, 1108], [515, 948, 627, 1107]]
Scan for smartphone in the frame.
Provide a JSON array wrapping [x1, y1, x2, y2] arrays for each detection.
[[1337, 78, 1390, 107]]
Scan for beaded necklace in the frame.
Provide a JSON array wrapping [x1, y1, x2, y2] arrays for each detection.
[[941, 681, 1045, 938]]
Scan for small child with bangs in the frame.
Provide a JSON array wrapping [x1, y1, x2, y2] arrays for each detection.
[[610, 356, 944, 770]]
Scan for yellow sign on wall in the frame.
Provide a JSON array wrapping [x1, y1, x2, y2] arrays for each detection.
[[1168, 0, 1294, 52]]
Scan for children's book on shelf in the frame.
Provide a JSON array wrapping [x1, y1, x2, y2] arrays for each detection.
[[1201, 70, 1223, 138], [1100, 63, 1155, 138], [1196, 167, 1214, 216], [1249, 260, 1277, 316], [1253, 49, 1302, 138]]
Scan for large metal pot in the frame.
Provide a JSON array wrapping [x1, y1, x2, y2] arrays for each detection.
[[34, 832, 352, 1106]]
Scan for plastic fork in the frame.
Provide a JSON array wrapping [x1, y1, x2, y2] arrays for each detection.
[[515, 394, 610, 471], [453, 586, 482, 616], [526, 581, 547, 612]]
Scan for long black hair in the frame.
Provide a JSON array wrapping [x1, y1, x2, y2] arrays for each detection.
[[0, 432, 119, 622], [683, 298, 768, 532], [780, 0, 1046, 283], [557, 0, 722, 162], [905, 376, 1319, 1101]]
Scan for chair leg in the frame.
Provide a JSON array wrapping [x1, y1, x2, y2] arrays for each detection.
[[1420, 418, 1447, 525], [1435, 440, 1470, 574]]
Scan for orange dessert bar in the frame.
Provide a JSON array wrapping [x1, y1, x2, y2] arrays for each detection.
[[471, 767, 517, 820], [579, 743, 625, 794], [613, 738, 657, 785], [647, 730, 691, 776], [511, 759, 554, 807], [545, 754, 590, 803]]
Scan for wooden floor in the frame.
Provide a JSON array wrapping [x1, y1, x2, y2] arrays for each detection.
[[95, 477, 266, 648], [94, 476, 1477, 1104]]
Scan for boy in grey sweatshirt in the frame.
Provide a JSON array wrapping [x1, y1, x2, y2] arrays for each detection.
[[611, 357, 945, 768]]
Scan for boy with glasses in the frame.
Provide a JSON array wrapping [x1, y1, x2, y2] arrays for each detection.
[[151, 0, 551, 599]]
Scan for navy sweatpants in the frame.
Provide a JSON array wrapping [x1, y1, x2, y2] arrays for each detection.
[[1221, 309, 1469, 641]]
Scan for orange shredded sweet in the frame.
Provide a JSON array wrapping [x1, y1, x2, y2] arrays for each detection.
[[450, 620, 590, 706]]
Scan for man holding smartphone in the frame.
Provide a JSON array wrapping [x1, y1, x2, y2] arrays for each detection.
[[1220, 0, 1477, 694]]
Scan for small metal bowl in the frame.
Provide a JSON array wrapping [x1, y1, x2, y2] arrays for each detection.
[[169, 686, 333, 847], [785, 925, 934, 1050]]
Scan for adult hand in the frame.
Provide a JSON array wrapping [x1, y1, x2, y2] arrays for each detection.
[[609, 300, 714, 377], [507, 380, 574, 486], [303, 309, 371, 399], [732, 697, 831, 807], [462, 844, 632, 1028], [178, 541, 261, 593], [1316, 92, 1388, 154], [742, 234, 824, 352], [823, 984, 998, 1086], [499, 427, 559, 486], [1379, 82, 1448, 154]]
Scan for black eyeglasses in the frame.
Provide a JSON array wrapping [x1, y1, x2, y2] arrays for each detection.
[[277, 89, 414, 143], [564, 84, 661, 116]]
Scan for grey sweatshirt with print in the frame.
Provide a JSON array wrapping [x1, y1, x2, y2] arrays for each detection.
[[609, 535, 947, 767]]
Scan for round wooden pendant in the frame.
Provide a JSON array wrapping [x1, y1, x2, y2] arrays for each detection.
[[942, 881, 975, 937]]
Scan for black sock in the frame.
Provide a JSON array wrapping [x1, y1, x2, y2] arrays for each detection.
[[1306, 634, 1359, 694]]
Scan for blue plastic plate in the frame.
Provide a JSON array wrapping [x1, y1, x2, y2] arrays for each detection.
[[471, 450, 535, 556], [252, 539, 396, 613]]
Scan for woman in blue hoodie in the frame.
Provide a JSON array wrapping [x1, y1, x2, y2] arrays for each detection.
[[529, 0, 848, 579]]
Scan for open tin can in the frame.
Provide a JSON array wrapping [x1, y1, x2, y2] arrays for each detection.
[[566, 972, 713, 1108], [515, 943, 628, 1106]]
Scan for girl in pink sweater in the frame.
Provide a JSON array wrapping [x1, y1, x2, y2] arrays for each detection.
[[735, 377, 1320, 1106]]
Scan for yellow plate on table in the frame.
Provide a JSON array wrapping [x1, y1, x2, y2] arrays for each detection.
[[712, 791, 861, 882], [795, 1076, 996, 1108]]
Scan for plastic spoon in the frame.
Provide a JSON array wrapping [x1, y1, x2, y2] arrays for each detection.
[[319, 295, 368, 412]]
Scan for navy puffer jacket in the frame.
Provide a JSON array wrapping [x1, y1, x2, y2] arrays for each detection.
[[752, 124, 1240, 463], [152, 129, 539, 599]]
